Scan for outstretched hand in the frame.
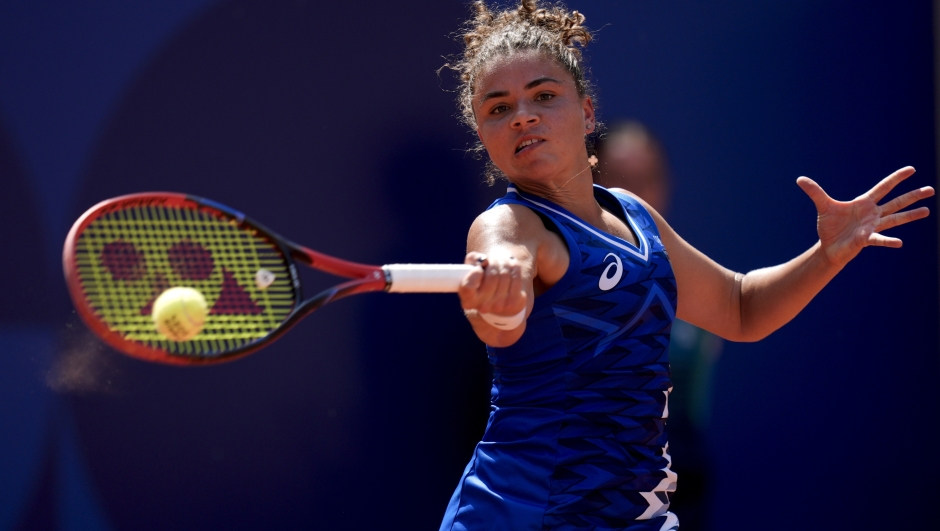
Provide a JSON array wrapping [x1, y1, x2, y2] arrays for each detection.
[[797, 166, 935, 267]]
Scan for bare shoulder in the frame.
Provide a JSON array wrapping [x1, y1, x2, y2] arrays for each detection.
[[604, 187, 693, 267], [607, 187, 646, 208], [468, 202, 548, 243], [470, 202, 569, 291], [606, 188, 668, 226], [606, 187, 632, 197]]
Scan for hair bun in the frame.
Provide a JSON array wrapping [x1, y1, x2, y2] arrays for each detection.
[[517, 0, 589, 48]]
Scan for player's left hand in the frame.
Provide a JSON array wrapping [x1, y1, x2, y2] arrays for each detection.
[[797, 166, 935, 267]]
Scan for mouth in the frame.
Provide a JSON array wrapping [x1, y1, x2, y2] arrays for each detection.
[[515, 138, 544, 154]]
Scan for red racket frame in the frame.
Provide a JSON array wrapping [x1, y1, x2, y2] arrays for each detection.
[[64, 192, 391, 365]]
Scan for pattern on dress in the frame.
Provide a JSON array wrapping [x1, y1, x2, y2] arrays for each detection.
[[439, 186, 679, 531], [508, 187, 678, 529]]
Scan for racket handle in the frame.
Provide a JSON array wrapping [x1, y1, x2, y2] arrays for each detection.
[[383, 264, 475, 293]]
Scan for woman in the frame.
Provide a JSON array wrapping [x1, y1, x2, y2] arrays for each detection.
[[445, 2, 934, 530]]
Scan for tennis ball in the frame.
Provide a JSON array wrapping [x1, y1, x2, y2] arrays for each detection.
[[152, 287, 208, 341]]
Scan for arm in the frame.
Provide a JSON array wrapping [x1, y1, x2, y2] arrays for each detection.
[[458, 203, 567, 347], [631, 166, 934, 342]]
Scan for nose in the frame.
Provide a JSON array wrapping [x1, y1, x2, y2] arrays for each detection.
[[511, 102, 539, 129]]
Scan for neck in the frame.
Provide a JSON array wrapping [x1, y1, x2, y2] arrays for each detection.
[[511, 159, 600, 219]]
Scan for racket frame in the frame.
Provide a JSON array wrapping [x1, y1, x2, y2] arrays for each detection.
[[64, 192, 390, 365]]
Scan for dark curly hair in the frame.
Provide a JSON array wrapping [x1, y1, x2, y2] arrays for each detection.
[[444, 0, 598, 184]]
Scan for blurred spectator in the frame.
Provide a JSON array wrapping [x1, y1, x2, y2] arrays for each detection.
[[595, 121, 722, 529]]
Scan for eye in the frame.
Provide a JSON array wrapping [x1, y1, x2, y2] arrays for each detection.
[[535, 92, 555, 102], [490, 104, 510, 115]]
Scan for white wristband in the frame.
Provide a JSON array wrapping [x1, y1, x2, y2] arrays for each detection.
[[478, 308, 527, 330]]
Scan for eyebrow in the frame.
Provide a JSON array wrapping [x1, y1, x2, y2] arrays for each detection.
[[479, 76, 562, 105]]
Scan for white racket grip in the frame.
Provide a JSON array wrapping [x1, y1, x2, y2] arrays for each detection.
[[383, 264, 475, 293]]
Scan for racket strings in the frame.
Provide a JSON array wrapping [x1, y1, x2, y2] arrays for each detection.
[[74, 204, 297, 357]]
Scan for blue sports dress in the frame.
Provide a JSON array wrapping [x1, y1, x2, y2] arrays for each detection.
[[440, 185, 680, 531]]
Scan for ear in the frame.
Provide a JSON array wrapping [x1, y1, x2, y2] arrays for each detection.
[[582, 96, 596, 134]]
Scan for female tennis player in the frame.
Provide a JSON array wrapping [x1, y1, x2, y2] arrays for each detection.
[[445, 1, 933, 530]]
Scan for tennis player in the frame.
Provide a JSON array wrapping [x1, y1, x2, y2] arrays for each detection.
[[446, 1, 934, 530]]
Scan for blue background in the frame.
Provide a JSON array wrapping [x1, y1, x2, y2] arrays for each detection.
[[0, 1, 936, 529]]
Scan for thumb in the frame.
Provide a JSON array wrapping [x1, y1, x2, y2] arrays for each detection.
[[796, 176, 831, 214]]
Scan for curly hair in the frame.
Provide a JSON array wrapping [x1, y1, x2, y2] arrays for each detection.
[[445, 0, 598, 184]]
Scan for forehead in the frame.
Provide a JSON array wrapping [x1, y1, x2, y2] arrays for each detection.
[[473, 49, 576, 96]]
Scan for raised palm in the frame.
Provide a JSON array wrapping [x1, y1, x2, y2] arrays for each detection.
[[797, 167, 934, 267]]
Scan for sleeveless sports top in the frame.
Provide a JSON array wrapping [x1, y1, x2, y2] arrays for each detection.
[[440, 185, 679, 531]]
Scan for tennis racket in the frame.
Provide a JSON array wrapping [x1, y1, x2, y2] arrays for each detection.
[[63, 192, 473, 365]]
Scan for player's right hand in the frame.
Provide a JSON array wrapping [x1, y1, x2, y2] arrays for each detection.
[[458, 251, 527, 320]]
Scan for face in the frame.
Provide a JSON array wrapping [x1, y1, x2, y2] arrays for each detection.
[[472, 50, 595, 186]]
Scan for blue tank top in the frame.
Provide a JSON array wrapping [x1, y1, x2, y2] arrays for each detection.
[[441, 185, 679, 531]]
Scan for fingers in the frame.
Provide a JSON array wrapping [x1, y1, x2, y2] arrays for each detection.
[[867, 232, 903, 248], [460, 252, 488, 293], [464, 251, 488, 267], [877, 206, 931, 232], [480, 260, 511, 311], [872, 179, 932, 234], [796, 176, 832, 213], [480, 257, 525, 315], [458, 253, 526, 316], [879, 186, 935, 216], [866, 166, 917, 203], [507, 263, 523, 310]]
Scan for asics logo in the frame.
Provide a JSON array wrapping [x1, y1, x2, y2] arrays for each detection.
[[598, 253, 623, 291]]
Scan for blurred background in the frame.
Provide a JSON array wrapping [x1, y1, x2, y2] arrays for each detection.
[[0, 1, 936, 530]]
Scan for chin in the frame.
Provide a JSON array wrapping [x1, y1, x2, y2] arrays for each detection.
[[513, 159, 558, 179]]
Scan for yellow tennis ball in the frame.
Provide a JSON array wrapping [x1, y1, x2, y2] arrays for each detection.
[[152, 287, 208, 341]]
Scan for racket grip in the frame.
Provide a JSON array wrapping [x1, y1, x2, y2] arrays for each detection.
[[383, 264, 475, 293]]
